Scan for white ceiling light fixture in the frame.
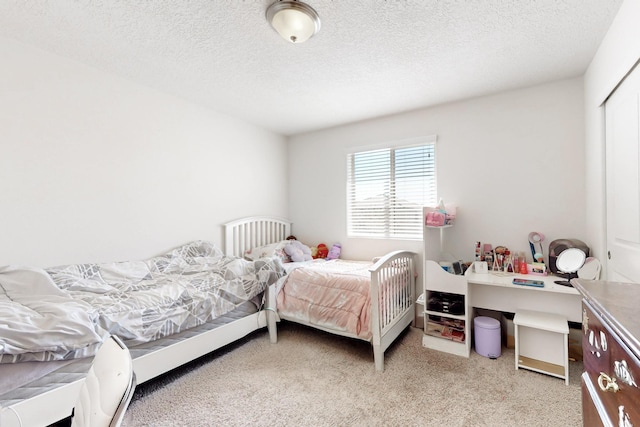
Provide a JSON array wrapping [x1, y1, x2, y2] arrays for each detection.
[[266, 0, 321, 44]]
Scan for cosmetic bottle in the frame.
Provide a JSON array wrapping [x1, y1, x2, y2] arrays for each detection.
[[519, 253, 527, 274]]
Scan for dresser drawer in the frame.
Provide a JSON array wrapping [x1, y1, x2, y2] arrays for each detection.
[[581, 372, 607, 427], [583, 303, 611, 377], [583, 302, 640, 426], [610, 334, 640, 424]]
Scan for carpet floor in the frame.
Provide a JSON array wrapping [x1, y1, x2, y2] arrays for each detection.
[[123, 322, 582, 426]]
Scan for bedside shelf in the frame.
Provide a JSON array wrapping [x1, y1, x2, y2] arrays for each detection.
[[422, 260, 470, 358], [422, 205, 469, 358], [422, 334, 470, 357]]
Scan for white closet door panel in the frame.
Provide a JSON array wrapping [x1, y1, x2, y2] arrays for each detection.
[[605, 62, 640, 283]]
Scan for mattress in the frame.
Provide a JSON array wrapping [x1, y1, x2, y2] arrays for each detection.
[[276, 260, 375, 339]]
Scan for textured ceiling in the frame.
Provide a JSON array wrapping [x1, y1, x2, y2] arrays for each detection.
[[0, 0, 623, 136]]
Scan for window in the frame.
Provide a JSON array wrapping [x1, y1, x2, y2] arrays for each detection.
[[347, 139, 436, 239]]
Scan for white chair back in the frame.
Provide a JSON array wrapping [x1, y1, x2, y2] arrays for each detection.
[[71, 335, 136, 427]]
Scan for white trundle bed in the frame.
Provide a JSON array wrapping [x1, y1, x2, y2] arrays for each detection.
[[224, 216, 417, 372], [0, 240, 287, 427]]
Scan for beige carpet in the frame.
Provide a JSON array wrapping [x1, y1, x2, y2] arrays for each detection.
[[123, 322, 582, 427]]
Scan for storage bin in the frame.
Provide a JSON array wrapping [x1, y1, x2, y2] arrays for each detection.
[[474, 316, 501, 358]]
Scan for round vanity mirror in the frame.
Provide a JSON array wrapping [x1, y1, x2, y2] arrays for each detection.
[[554, 248, 586, 287]]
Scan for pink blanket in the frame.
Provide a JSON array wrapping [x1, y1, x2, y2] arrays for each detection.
[[276, 260, 373, 339]]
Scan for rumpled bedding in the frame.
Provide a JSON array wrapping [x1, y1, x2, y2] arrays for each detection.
[[276, 260, 375, 339], [0, 241, 284, 364], [0, 266, 105, 363]]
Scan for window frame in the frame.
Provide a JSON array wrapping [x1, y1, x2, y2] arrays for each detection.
[[346, 136, 438, 240]]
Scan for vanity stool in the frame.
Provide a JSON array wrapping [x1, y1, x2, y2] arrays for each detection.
[[514, 309, 569, 384]]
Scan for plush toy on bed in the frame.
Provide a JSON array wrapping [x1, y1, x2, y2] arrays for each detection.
[[316, 243, 329, 259], [284, 240, 313, 262], [326, 243, 341, 260]]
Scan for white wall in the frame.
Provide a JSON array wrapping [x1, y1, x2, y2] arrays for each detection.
[[584, 0, 640, 274], [0, 37, 288, 267], [288, 78, 586, 271]]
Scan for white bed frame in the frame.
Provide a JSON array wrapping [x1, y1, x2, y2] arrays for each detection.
[[1, 221, 293, 427], [224, 216, 417, 372]]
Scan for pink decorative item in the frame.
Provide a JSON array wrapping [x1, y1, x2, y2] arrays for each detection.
[[526, 262, 548, 276], [426, 211, 445, 226]]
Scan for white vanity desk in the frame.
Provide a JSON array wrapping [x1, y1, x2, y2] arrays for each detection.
[[464, 270, 582, 323]]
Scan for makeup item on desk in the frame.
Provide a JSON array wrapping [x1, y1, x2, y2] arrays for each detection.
[[519, 253, 527, 274], [483, 243, 492, 253], [527, 262, 548, 276], [512, 278, 545, 288], [529, 241, 537, 261], [492, 255, 501, 272], [483, 243, 493, 269], [504, 251, 514, 272], [493, 246, 508, 272], [519, 260, 528, 274], [528, 232, 546, 262], [485, 254, 493, 270], [474, 261, 488, 274]]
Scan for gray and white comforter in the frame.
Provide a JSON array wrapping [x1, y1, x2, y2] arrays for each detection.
[[0, 241, 284, 363], [0, 266, 105, 363]]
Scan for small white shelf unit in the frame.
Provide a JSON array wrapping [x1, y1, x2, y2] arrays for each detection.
[[422, 206, 470, 357], [422, 260, 471, 357]]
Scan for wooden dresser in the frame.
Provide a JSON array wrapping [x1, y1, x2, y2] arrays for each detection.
[[572, 279, 640, 427]]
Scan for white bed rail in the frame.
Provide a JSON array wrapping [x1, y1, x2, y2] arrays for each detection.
[[370, 250, 417, 371], [224, 216, 292, 258], [224, 216, 292, 343]]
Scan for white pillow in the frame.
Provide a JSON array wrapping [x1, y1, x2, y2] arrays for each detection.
[[244, 240, 291, 263]]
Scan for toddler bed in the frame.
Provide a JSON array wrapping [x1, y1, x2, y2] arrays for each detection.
[[224, 216, 417, 372], [0, 240, 286, 427]]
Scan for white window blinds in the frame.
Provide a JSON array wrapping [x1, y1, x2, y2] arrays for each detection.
[[347, 141, 436, 239]]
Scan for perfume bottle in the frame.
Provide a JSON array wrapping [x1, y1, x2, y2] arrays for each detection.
[[519, 253, 528, 274]]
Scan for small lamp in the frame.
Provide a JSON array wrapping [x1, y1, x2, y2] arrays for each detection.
[[266, 0, 321, 43]]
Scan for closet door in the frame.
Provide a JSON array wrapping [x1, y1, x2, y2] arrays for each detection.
[[605, 62, 640, 283]]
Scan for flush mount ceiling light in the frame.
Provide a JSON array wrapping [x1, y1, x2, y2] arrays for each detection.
[[266, 0, 321, 44]]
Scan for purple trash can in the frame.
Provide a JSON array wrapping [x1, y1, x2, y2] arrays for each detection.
[[474, 316, 501, 358]]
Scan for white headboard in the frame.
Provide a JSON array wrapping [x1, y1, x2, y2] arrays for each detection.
[[224, 216, 292, 257]]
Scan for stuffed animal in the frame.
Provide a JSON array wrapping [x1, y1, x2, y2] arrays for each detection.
[[326, 243, 341, 260], [310, 246, 318, 258], [284, 240, 312, 262], [316, 243, 329, 259]]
